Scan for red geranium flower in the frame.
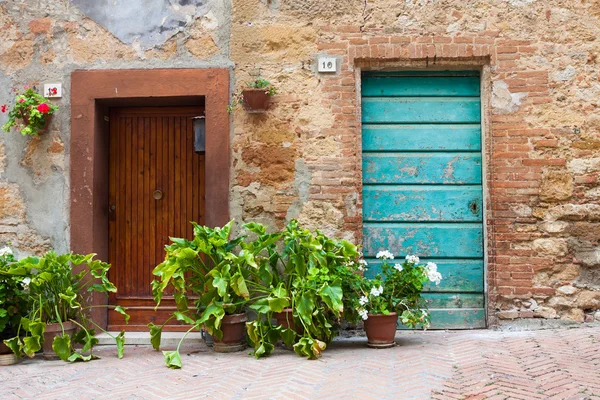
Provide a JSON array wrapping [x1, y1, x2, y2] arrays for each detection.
[[37, 103, 51, 114], [1, 104, 6, 113], [17, 98, 25, 103]]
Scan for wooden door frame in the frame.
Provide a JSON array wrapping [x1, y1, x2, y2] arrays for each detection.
[[70, 69, 230, 328]]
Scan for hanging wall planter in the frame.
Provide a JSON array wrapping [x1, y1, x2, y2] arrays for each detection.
[[228, 78, 277, 114], [1, 87, 58, 136]]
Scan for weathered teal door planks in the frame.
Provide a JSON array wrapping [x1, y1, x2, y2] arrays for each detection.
[[361, 70, 485, 329]]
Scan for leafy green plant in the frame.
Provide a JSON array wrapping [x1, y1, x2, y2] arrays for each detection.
[[352, 252, 442, 328], [227, 78, 277, 113], [150, 221, 279, 368], [246, 220, 362, 360], [1, 87, 58, 135], [1, 251, 129, 362], [0, 246, 29, 342]]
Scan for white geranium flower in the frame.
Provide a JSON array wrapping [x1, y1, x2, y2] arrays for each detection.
[[22, 277, 31, 287], [0, 246, 13, 257], [425, 262, 438, 273], [376, 250, 394, 260], [359, 296, 368, 306], [405, 254, 420, 264], [423, 262, 442, 285], [394, 263, 403, 272], [358, 309, 369, 320], [369, 285, 384, 297]]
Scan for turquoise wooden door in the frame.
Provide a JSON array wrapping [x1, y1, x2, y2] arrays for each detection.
[[361, 71, 485, 329]]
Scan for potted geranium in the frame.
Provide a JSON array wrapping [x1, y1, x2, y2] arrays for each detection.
[[355, 251, 442, 348], [227, 78, 276, 113], [0, 246, 28, 365], [1, 86, 58, 135], [2, 251, 129, 362]]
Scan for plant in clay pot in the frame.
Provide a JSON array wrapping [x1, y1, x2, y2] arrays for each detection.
[[1, 87, 58, 136], [0, 246, 28, 365], [2, 251, 129, 362], [352, 251, 443, 348], [227, 78, 277, 113], [246, 220, 362, 360], [150, 221, 279, 368]]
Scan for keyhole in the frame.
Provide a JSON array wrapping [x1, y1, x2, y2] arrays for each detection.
[[469, 201, 479, 215]]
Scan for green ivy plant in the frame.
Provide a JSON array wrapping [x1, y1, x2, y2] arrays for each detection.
[[1, 251, 129, 362], [227, 78, 277, 113], [1, 87, 58, 135]]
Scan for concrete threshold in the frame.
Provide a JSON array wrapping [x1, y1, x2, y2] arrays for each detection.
[[96, 331, 203, 347]]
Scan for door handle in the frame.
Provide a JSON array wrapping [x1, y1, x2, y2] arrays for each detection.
[[153, 190, 163, 200], [109, 204, 116, 212]]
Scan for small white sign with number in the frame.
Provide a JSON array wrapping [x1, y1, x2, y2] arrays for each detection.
[[317, 56, 337, 73], [44, 83, 62, 98]]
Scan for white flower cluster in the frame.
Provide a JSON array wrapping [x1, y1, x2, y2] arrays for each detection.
[[376, 250, 394, 260], [393, 263, 403, 272], [425, 262, 442, 285], [405, 254, 420, 264], [0, 246, 13, 257], [359, 296, 368, 306], [370, 285, 384, 297], [358, 309, 369, 320], [358, 259, 368, 271]]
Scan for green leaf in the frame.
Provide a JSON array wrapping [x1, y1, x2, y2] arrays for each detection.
[[52, 334, 72, 361], [249, 298, 270, 314], [114, 306, 130, 324], [294, 252, 306, 276], [23, 335, 41, 358], [211, 271, 228, 297], [3, 337, 22, 356], [268, 297, 289, 313], [244, 222, 266, 235], [67, 352, 99, 362], [81, 332, 99, 353], [280, 328, 296, 347], [174, 311, 196, 325], [115, 331, 125, 359], [163, 350, 182, 369], [148, 323, 162, 351], [318, 282, 344, 313], [230, 272, 250, 299], [296, 292, 316, 327]]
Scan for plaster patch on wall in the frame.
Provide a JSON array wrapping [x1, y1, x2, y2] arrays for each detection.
[[70, 0, 212, 49], [491, 80, 527, 114]]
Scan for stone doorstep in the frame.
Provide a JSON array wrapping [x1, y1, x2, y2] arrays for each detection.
[[95, 331, 203, 347]]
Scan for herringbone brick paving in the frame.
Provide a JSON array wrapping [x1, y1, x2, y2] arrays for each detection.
[[1, 326, 599, 399]]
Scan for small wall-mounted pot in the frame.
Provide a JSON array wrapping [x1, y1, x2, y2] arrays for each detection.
[[242, 89, 271, 113]]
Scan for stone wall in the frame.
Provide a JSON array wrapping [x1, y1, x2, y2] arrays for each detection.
[[2, 0, 600, 325]]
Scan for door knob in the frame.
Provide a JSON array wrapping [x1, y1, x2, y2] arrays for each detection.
[[153, 190, 163, 200], [109, 204, 116, 212]]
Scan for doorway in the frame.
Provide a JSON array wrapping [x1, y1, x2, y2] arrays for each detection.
[[107, 107, 205, 330], [361, 70, 486, 329]]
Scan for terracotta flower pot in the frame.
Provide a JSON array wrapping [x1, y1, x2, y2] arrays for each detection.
[[241, 89, 271, 113], [363, 312, 398, 348], [43, 321, 77, 360], [212, 313, 247, 353], [0, 341, 12, 355], [22, 113, 52, 135], [274, 308, 301, 334]]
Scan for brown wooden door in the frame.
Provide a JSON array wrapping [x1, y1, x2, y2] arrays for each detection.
[[108, 107, 205, 331]]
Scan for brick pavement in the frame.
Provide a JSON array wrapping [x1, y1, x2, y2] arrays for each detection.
[[1, 326, 599, 400]]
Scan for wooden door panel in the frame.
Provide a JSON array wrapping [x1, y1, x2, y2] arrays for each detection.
[[361, 71, 485, 329], [108, 107, 205, 331]]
